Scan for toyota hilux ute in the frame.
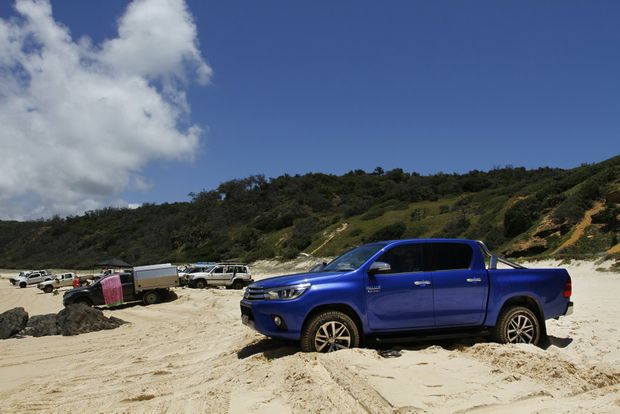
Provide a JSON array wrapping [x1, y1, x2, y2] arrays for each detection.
[[63, 264, 179, 306], [240, 239, 573, 352]]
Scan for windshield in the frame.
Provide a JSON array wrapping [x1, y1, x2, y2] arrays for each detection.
[[188, 265, 215, 274], [323, 243, 387, 272]]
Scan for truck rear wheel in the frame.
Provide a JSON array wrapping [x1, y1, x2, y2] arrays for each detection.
[[44, 285, 53, 293], [142, 291, 159, 305], [494, 306, 541, 346], [300, 311, 360, 353], [231, 280, 244, 290]]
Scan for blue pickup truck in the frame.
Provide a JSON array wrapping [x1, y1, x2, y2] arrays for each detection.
[[240, 239, 573, 352]]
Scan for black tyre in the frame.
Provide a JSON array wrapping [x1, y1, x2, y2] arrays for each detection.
[[142, 291, 159, 305], [231, 280, 244, 290], [44, 285, 53, 293], [494, 306, 541, 346], [300, 311, 360, 353], [73, 298, 93, 307], [194, 279, 207, 289], [19, 282, 27, 288]]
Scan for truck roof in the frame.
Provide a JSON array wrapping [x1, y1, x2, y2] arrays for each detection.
[[133, 263, 174, 271]]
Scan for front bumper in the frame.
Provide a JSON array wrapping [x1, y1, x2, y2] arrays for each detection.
[[240, 299, 305, 341]]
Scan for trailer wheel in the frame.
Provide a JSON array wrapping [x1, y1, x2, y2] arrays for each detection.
[[142, 291, 159, 305], [44, 285, 54, 293]]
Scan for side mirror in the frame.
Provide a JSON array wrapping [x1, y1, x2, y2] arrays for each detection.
[[369, 261, 391, 275]]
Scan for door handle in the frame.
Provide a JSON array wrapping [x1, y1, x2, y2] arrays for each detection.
[[414, 280, 431, 286], [466, 277, 482, 283]]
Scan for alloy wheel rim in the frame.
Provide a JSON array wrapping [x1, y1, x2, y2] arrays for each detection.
[[314, 321, 351, 352], [507, 314, 535, 343]]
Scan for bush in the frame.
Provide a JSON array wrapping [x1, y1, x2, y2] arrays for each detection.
[[553, 178, 603, 224], [410, 208, 427, 221], [281, 247, 300, 260], [441, 216, 470, 238], [348, 228, 362, 237], [439, 205, 450, 214], [361, 207, 385, 221], [592, 206, 620, 225], [366, 223, 406, 242], [285, 217, 324, 251], [504, 197, 541, 237]]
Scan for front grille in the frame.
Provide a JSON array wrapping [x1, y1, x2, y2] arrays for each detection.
[[244, 286, 264, 301]]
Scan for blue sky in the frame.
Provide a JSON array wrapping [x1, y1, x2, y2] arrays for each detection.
[[1, 0, 619, 216]]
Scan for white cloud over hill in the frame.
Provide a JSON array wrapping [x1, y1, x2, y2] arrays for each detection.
[[0, 0, 210, 219]]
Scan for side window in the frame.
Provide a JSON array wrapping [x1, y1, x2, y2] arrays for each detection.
[[375, 244, 424, 274], [213, 267, 223, 274], [424, 243, 473, 271], [120, 274, 131, 284]]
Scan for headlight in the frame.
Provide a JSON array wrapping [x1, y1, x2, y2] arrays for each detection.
[[264, 283, 310, 300]]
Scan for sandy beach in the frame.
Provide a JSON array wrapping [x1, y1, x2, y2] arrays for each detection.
[[0, 260, 619, 413]]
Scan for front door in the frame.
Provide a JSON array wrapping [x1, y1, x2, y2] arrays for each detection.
[[366, 243, 435, 331]]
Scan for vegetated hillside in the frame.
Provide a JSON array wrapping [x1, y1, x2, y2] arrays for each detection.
[[1, 156, 619, 268]]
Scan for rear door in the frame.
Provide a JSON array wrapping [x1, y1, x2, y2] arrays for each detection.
[[366, 243, 435, 330], [427, 242, 488, 326], [119, 274, 135, 301]]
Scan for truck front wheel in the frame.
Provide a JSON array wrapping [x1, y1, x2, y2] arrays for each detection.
[[300, 311, 360, 353], [194, 279, 207, 289], [19, 282, 27, 288], [44, 285, 53, 293], [74, 298, 93, 307], [142, 291, 159, 305], [494, 306, 541, 346]]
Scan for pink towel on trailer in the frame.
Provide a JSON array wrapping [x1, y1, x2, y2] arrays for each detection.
[[101, 274, 123, 306]]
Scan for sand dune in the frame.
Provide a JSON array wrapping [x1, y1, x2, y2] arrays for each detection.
[[0, 261, 619, 413]]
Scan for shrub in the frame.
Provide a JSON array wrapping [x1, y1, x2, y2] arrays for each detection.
[[348, 228, 362, 237], [504, 197, 541, 237], [361, 207, 385, 221], [366, 223, 406, 242], [410, 208, 427, 221], [441, 215, 470, 238]]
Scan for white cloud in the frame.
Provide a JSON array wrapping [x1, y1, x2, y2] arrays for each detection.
[[0, 0, 210, 220]]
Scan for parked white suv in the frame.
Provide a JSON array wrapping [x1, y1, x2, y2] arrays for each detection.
[[14, 271, 53, 288], [187, 263, 253, 290]]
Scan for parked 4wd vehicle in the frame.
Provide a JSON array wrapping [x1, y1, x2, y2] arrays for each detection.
[[14, 271, 53, 288], [240, 239, 573, 352], [37, 272, 88, 293], [187, 263, 253, 290], [9, 271, 33, 285], [63, 264, 179, 307]]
